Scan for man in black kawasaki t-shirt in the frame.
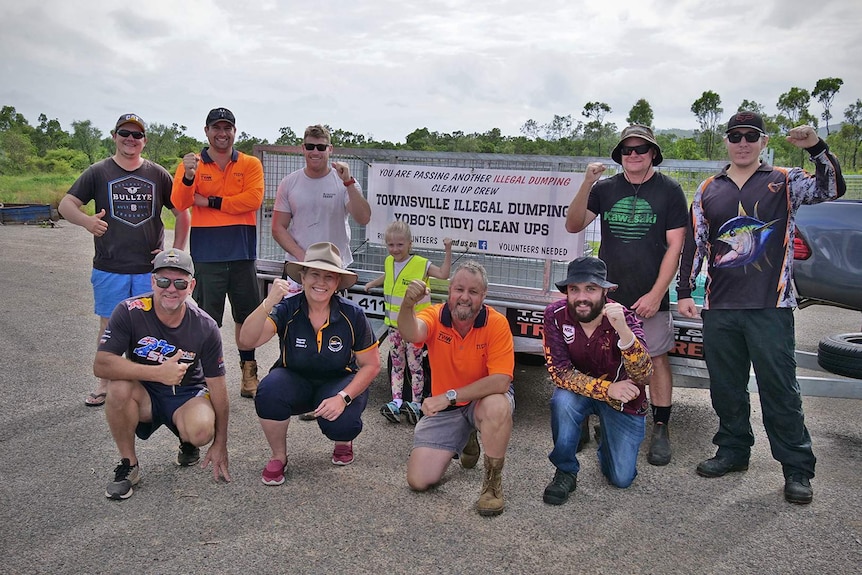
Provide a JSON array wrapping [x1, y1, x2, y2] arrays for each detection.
[[566, 125, 688, 466]]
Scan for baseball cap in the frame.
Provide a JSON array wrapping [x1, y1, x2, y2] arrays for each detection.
[[152, 248, 195, 276], [555, 256, 618, 292], [611, 124, 663, 166], [206, 107, 236, 127], [115, 113, 146, 132], [725, 111, 765, 134]]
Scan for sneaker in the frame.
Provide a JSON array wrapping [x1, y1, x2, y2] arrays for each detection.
[[402, 401, 423, 425], [332, 443, 354, 465], [262, 458, 287, 486], [105, 458, 141, 500], [460, 429, 480, 469], [176, 441, 200, 467], [380, 401, 401, 423]]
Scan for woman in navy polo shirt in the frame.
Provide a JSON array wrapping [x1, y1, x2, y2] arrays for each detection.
[[239, 242, 381, 486]]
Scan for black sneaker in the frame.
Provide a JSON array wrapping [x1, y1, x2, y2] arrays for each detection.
[[177, 441, 200, 467], [106, 458, 141, 500], [784, 474, 813, 504], [543, 469, 577, 505]]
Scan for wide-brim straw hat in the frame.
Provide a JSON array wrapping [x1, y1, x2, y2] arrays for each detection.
[[285, 242, 357, 291]]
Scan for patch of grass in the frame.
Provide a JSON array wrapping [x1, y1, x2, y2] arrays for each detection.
[[0, 174, 77, 207], [0, 173, 178, 229]]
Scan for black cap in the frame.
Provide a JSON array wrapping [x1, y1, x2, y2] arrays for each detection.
[[726, 111, 765, 134], [152, 248, 195, 276], [205, 107, 236, 127], [555, 256, 617, 292]]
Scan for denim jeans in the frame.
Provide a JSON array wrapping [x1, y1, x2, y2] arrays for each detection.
[[702, 308, 816, 478], [548, 387, 645, 488]]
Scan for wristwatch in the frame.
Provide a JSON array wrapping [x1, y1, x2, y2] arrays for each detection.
[[338, 391, 352, 405], [343, 177, 356, 187], [446, 389, 458, 406]]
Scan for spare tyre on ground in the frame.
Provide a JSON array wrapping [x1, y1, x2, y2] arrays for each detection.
[[817, 333, 862, 380]]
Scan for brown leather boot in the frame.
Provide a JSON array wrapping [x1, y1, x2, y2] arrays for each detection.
[[476, 455, 505, 516], [240, 360, 259, 398]]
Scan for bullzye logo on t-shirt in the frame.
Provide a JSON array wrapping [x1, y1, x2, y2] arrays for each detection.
[[109, 175, 156, 227]]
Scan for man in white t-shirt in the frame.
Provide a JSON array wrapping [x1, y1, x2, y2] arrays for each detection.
[[271, 124, 371, 296]]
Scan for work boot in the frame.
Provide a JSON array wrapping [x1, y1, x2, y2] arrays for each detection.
[[240, 360, 259, 398], [476, 455, 505, 516], [460, 429, 480, 469], [784, 474, 813, 505], [543, 469, 577, 505], [647, 423, 672, 466]]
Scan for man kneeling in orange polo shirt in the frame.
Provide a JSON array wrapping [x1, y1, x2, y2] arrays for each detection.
[[397, 261, 515, 517]]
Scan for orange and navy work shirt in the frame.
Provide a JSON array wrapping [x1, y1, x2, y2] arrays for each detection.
[[171, 147, 264, 263], [415, 303, 515, 402]]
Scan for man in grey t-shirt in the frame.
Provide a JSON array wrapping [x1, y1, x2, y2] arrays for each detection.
[[271, 124, 371, 296]]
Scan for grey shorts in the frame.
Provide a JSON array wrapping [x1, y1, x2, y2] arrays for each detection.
[[639, 311, 674, 357], [412, 385, 514, 453]]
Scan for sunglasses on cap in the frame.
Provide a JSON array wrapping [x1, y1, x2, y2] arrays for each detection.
[[155, 277, 190, 290], [620, 143, 652, 156], [116, 129, 145, 139], [727, 131, 762, 143], [304, 143, 329, 151]]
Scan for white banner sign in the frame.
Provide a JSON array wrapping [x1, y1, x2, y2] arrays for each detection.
[[368, 163, 584, 259]]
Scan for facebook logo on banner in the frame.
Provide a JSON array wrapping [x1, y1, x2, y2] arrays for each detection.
[[478, 240, 488, 250]]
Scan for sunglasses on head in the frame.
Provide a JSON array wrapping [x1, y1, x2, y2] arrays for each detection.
[[116, 129, 145, 139], [620, 143, 652, 156], [155, 277, 190, 290], [727, 131, 762, 143], [304, 143, 329, 151]]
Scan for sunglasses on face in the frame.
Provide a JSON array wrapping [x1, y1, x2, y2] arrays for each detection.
[[620, 143, 652, 156], [155, 277, 190, 290], [727, 131, 762, 143], [304, 143, 329, 151], [116, 129, 145, 139]]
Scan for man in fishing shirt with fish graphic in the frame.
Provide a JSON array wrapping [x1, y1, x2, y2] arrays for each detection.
[[677, 111, 845, 505]]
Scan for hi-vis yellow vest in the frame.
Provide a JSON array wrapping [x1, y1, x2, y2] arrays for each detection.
[[383, 255, 431, 327]]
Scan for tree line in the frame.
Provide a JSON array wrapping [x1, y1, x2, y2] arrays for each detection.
[[1, 76, 860, 176]]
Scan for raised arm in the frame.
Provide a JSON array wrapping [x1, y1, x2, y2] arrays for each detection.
[[565, 163, 604, 233], [426, 237, 453, 280]]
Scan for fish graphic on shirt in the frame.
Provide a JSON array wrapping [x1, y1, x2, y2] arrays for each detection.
[[713, 215, 779, 268]]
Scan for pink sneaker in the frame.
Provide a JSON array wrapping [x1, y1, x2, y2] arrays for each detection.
[[261, 458, 287, 486], [331, 443, 354, 465]]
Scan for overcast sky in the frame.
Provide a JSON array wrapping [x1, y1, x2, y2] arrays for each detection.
[[2, 0, 860, 144]]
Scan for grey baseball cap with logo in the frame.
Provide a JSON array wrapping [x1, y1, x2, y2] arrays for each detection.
[[152, 248, 194, 275]]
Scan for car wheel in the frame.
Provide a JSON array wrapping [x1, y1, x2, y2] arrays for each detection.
[[817, 333, 862, 379]]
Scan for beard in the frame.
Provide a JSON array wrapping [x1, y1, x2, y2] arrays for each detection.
[[569, 294, 606, 323], [451, 300, 479, 322]]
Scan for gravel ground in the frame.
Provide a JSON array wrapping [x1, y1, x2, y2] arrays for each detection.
[[1, 222, 860, 575]]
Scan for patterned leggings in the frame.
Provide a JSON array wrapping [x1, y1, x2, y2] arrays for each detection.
[[388, 328, 425, 402]]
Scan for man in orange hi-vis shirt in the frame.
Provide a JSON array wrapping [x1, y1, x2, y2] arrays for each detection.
[[171, 107, 264, 399]]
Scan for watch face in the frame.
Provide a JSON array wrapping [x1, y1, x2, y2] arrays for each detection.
[[446, 389, 457, 401]]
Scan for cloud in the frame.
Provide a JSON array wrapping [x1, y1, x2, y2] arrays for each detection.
[[1, 0, 860, 143]]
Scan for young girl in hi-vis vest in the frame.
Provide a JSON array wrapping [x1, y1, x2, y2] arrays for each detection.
[[364, 222, 452, 424]]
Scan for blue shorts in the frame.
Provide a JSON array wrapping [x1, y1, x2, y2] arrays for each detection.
[[135, 383, 209, 440], [412, 384, 515, 453], [91, 269, 152, 318]]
